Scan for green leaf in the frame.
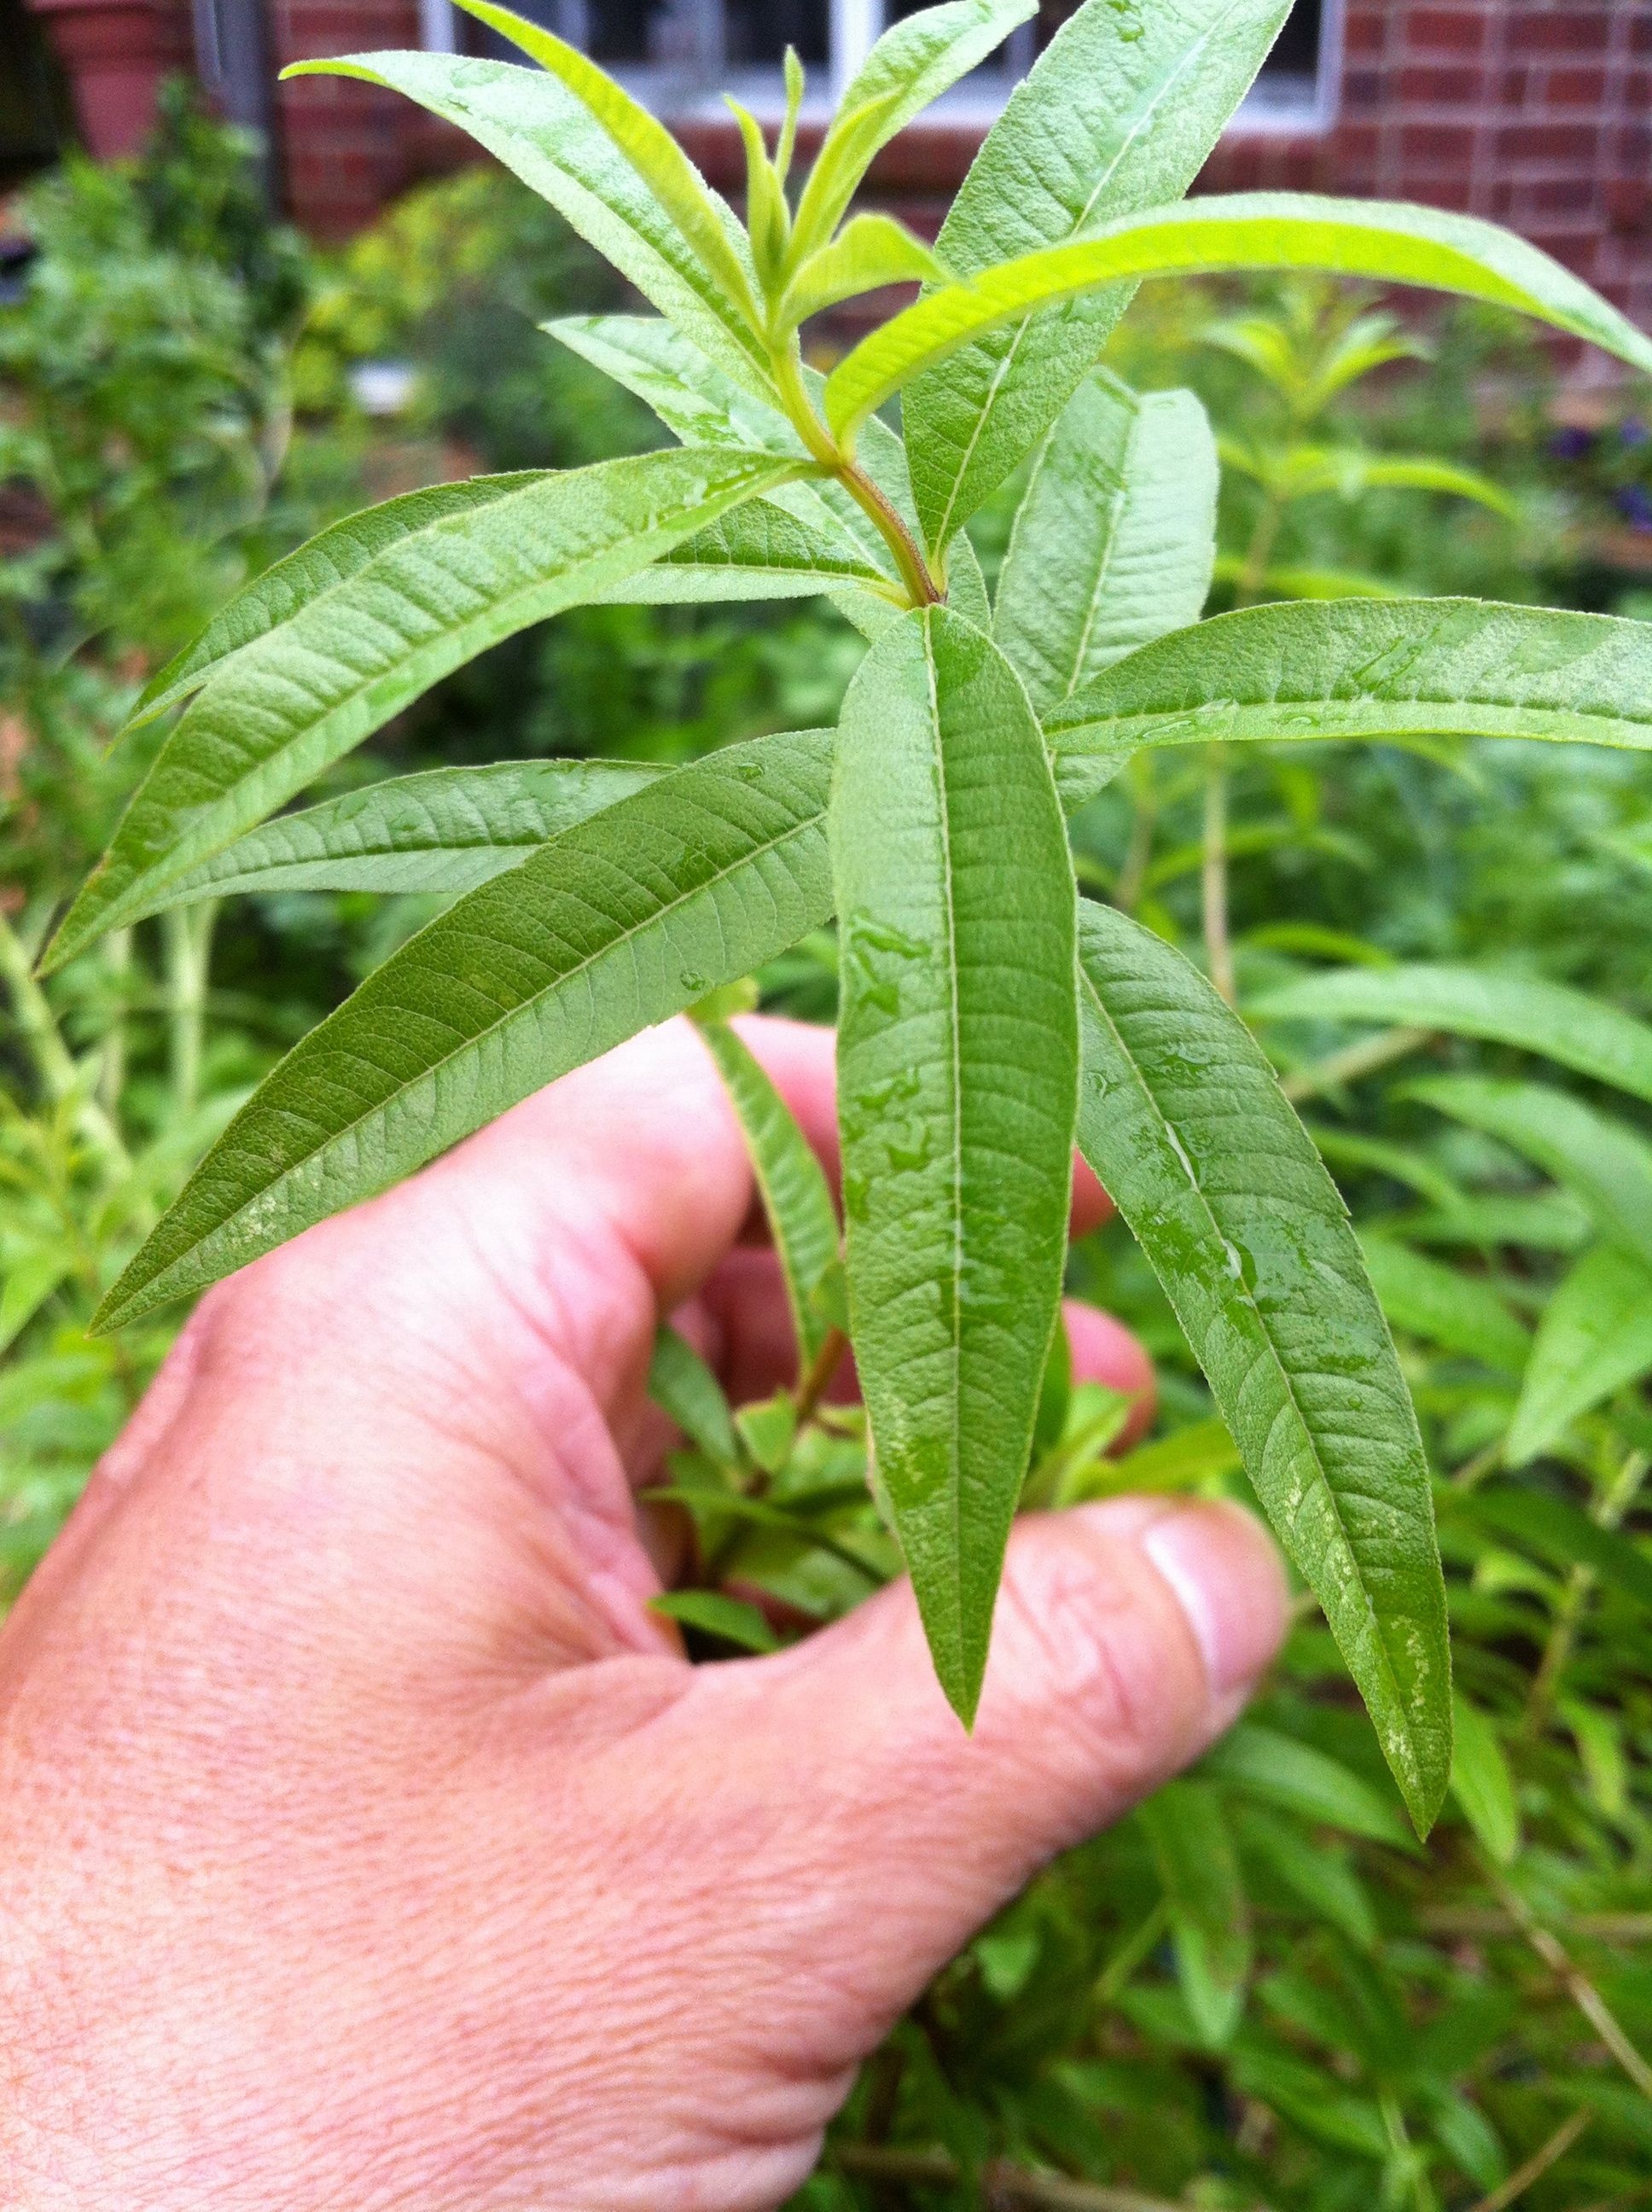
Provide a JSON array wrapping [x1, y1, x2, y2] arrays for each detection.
[[1199, 1721, 1413, 1848], [1458, 1486, 1652, 1615], [98, 760, 666, 912], [993, 370, 1217, 714], [734, 1392, 800, 1476], [601, 500, 905, 608], [778, 214, 949, 330], [830, 193, 1652, 445], [648, 1324, 742, 1471], [451, 0, 761, 329], [788, 0, 1036, 264], [1236, 1805, 1378, 1949], [1138, 1780, 1251, 2048], [649, 1588, 780, 1653], [901, 0, 1293, 550], [1450, 1692, 1521, 1866], [282, 49, 773, 398], [0, 1249, 73, 1355], [95, 730, 835, 1330], [1046, 599, 1652, 812], [1410, 1076, 1652, 1276], [945, 532, 992, 632], [1074, 903, 1451, 1832], [1357, 1231, 1531, 1375], [1507, 1244, 1652, 1466], [547, 313, 908, 593], [831, 607, 1078, 1722], [694, 1018, 841, 1372], [1254, 963, 1652, 1109], [49, 449, 805, 970]]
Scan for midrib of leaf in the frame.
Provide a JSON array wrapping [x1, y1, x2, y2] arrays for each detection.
[[1075, 951, 1413, 1763], [131, 801, 826, 1306], [1059, 441, 1135, 702], [929, 9, 1221, 547], [929, 632, 968, 1627]]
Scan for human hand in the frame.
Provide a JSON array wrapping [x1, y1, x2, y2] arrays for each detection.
[[0, 1016, 1284, 2212]]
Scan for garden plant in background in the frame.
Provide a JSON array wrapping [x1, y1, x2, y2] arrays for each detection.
[[45, 0, 1652, 1850]]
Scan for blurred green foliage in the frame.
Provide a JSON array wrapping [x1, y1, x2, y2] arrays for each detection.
[[3, 96, 1651, 2211]]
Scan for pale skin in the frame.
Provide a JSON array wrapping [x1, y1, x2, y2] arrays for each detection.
[[0, 1016, 1285, 2212]]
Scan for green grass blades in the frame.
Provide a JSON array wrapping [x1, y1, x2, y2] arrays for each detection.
[[47, 449, 805, 971], [833, 192, 1652, 445], [282, 49, 775, 400], [993, 369, 1218, 715], [830, 607, 1078, 1724], [693, 1018, 841, 1376], [1047, 599, 1652, 810], [1254, 961, 1652, 1109], [95, 731, 835, 1330], [1506, 1244, 1652, 1467], [788, 0, 1035, 266], [84, 760, 668, 913], [1073, 902, 1451, 1833], [901, 0, 1293, 553], [1358, 1231, 1531, 1376]]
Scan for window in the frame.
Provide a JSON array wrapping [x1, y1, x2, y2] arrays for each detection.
[[422, 0, 1334, 130]]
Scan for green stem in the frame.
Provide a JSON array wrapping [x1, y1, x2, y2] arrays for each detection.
[[1280, 1025, 1435, 1105], [99, 926, 133, 1121], [770, 343, 942, 610], [164, 900, 218, 1118], [1114, 756, 1158, 915], [0, 906, 130, 1173], [1523, 1450, 1648, 1740]]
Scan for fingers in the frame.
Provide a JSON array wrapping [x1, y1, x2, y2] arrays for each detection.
[[688, 1499, 1284, 2040]]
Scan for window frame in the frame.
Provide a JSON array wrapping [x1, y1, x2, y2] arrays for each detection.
[[418, 0, 1343, 135]]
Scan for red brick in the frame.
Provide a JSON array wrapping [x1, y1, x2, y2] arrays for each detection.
[[1494, 122, 1598, 162], [1543, 65, 1608, 104], [1521, 176, 1597, 215], [1508, 10, 1611, 55], [1402, 121, 1473, 164], [1341, 67, 1383, 108], [1527, 230, 1603, 276], [1605, 179, 1652, 234], [1500, 64, 1532, 102], [1405, 6, 1491, 55], [1398, 62, 1486, 101]]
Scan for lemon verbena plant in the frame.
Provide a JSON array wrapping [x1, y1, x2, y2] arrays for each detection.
[[51, 0, 1652, 1834]]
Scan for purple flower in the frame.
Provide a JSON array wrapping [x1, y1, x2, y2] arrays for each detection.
[[1615, 483, 1652, 532], [1621, 416, 1651, 448], [1550, 426, 1595, 461]]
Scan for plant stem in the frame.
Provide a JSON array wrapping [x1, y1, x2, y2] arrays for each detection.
[[1523, 1450, 1648, 1739], [0, 905, 130, 1172], [1465, 2110, 1591, 2212], [98, 927, 133, 1122], [1201, 744, 1236, 1004], [164, 899, 218, 1117], [1280, 1025, 1434, 1104], [833, 2143, 1188, 2212], [1114, 758, 1158, 915], [771, 342, 942, 609], [1486, 1861, 1652, 2102], [794, 1324, 847, 1426]]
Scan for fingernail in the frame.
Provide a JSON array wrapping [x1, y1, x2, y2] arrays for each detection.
[[1140, 1501, 1285, 1700]]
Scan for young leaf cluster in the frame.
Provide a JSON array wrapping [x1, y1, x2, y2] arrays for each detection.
[[53, 0, 1652, 1832]]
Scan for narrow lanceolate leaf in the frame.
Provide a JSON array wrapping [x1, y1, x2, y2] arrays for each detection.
[[1451, 1694, 1520, 1866], [96, 731, 835, 1330], [1506, 1244, 1652, 1466], [1254, 963, 1652, 1109], [832, 607, 1078, 1722], [695, 1019, 841, 1372], [1074, 902, 1451, 1832], [547, 314, 906, 594], [777, 215, 949, 331], [597, 500, 903, 608], [1358, 1231, 1531, 1375], [902, 0, 1292, 552], [99, 760, 666, 913], [993, 370, 1217, 714], [282, 52, 774, 399], [449, 0, 761, 329], [48, 449, 802, 970], [1199, 1721, 1412, 1848], [1046, 599, 1652, 811], [1456, 1486, 1652, 1615], [788, 0, 1035, 263], [649, 1323, 742, 1471], [833, 193, 1652, 445], [1139, 1781, 1252, 2048], [1411, 1076, 1652, 1276]]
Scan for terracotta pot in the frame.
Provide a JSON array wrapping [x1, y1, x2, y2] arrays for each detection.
[[25, 0, 194, 159]]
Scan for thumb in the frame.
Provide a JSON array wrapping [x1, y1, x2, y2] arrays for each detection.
[[691, 1498, 1285, 2030]]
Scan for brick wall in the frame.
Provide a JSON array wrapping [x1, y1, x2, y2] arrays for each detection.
[[27, 0, 1652, 341]]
